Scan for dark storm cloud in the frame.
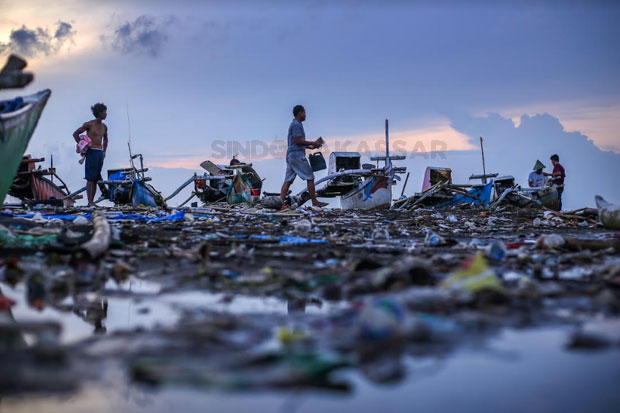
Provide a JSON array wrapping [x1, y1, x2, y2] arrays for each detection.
[[0, 21, 76, 57], [107, 15, 174, 58]]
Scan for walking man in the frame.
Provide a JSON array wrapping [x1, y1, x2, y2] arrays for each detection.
[[73, 103, 108, 206], [280, 105, 328, 209], [545, 154, 566, 210]]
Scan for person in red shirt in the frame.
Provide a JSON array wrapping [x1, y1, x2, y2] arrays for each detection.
[[545, 154, 565, 210]]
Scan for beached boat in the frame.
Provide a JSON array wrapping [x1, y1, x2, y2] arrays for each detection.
[[0, 89, 52, 206], [299, 119, 406, 210], [8, 155, 75, 207], [97, 152, 165, 207], [165, 159, 263, 206]]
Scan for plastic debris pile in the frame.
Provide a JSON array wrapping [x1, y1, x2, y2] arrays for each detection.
[[0, 202, 618, 398]]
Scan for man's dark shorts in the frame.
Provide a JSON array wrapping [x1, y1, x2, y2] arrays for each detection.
[[85, 149, 104, 182]]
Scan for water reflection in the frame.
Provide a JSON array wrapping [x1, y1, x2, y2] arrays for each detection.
[[73, 296, 108, 334]]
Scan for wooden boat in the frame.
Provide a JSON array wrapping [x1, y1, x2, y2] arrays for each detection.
[[97, 152, 165, 207], [302, 119, 406, 210], [165, 159, 262, 206], [0, 89, 51, 206], [89, 147, 163, 208], [8, 155, 75, 207]]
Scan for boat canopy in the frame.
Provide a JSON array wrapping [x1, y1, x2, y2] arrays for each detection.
[[422, 167, 452, 191], [328, 152, 360, 175]]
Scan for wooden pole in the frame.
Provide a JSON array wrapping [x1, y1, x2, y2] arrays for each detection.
[[400, 172, 410, 197], [480, 136, 487, 184]]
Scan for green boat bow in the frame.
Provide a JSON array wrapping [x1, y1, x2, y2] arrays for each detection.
[[0, 89, 51, 206]]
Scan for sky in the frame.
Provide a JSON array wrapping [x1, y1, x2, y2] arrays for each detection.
[[1, 0, 619, 209]]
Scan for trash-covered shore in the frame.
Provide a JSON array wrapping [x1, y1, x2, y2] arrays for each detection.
[[1, 203, 619, 411]]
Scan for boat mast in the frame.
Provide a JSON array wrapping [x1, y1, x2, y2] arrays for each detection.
[[127, 104, 133, 169]]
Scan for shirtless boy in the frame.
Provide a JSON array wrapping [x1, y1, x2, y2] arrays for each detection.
[[73, 103, 108, 206]]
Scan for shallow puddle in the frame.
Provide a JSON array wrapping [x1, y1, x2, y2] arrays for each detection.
[[1, 279, 344, 344], [2, 325, 619, 413]]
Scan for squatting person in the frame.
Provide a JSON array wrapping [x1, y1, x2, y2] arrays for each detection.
[[280, 105, 328, 209], [528, 160, 548, 188], [73, 103, 108, 206]]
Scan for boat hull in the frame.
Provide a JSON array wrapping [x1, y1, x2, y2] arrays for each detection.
[[340, 176, 391, 210], [0, 90, 51, 206], [31, 175, 74, 207]]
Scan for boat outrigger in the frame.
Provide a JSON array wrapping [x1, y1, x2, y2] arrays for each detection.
[[0, 55, 51, 206]]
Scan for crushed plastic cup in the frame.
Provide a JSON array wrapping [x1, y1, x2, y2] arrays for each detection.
[[371, 227, 390, 241], [469, 238, 487, 247], [31, 212, 46, 222], [292, 219, 312, 234], [535, 234, 565, 249], [73, 215, 89, 225]]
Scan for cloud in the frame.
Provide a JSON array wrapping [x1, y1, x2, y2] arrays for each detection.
[[105, 15, 175, 58], [0, 21, 75, 57]]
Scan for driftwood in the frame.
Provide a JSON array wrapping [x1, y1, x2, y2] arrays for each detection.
[[0, 55, 33, 89], [80, 212, 111, 258], [563, 237, 619, 253], [544, 210, 598, 225], [394, 182, 446, 210]]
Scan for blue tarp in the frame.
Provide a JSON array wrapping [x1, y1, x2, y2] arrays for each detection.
[[250, 234, 328, 245], [6, 210, 185, 222], [437, 182, 493, 208], [107, 210, 185, 222], [11, 213, 92, 221]]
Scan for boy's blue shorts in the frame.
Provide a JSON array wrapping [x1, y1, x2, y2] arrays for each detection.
[[85, 149, 104, 182]]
